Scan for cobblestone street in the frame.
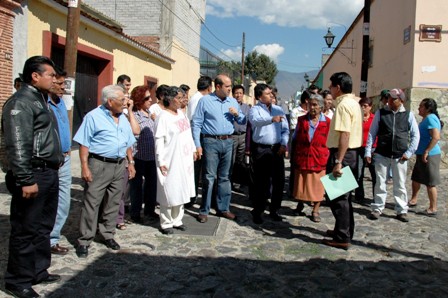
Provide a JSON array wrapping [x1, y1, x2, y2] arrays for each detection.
[[0, 153, 447, 297]]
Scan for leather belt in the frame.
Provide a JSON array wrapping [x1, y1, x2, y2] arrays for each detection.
[[89, 153, 125, 164], [254, 142, 281, 149], [232, 131, 246, 135], [31, 159, 60, 170], [203, 134, 232, 140]]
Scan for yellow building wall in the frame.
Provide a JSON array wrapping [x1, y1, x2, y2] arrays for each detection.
[[170, 39, 200, 90], [28, 1, 172, 86]]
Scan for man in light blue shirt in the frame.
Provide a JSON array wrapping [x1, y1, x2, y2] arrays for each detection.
[[192, 74, 246, 223], [249, 83, 289, 224], [73, 84, 136, 258], [48, 67, 72, 255]]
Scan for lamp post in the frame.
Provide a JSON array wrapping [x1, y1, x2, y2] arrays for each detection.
[[304, 73, 310, 87], [324, 28, 335, 48]]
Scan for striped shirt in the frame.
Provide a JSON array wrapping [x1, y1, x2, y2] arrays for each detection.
[[133, 110, 155, 161]]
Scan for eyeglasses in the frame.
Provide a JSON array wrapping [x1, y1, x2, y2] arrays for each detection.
[[143, 96, 151, 101]]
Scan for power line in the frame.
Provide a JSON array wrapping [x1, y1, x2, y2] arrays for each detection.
[[183, 0, 240, 48], [201, 23, 240, 48]]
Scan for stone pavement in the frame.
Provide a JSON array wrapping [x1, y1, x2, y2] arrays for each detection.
[[0, 152, 447, 297]]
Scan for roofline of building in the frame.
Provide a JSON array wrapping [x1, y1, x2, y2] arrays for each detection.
[[314, 0, 376, 83], [42, 0, 175, 64]]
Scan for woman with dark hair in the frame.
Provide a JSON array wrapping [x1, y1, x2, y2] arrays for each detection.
[[321, 90, 334, 119], [409, 98, 443, 215], [355, 97, 376, 201], [149, 84, 169, 120], [155, 86, 197, 234], [128, 85, 158, 224]]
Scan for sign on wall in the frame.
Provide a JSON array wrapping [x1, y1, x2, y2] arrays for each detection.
[[419, 25, 442, 42]]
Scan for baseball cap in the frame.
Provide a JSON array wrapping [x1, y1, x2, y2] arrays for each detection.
[[387, 88, 406, 101], [380, 89, 389, 98]]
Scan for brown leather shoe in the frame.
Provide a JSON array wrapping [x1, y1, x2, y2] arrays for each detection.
[[322, 239, 351, 250], [197, 214, 208, 223], [218, 211, 236, 220], [51, 244, 69, 255]]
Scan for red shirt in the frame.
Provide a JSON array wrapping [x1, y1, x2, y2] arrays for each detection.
[[363, 113, 377, 147]]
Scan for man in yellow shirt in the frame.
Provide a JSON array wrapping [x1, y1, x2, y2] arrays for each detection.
[[323, 72, 362, 250]]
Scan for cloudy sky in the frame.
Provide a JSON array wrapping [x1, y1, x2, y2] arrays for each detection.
[[201, 0, 364, 73]]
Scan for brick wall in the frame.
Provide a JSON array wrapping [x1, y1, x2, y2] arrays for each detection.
[[0, 1, 20, 171], [83, 0, 204, 58], [83, 0, 163, 36], [0, 6, 16, 111]]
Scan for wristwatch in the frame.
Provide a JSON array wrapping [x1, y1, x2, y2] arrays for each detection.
[[335, 159, 342, 165], [129, 160, 135, 165]]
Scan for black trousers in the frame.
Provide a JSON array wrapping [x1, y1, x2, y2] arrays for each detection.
[[328, 149, 358, 243], [355, 147, 376, 200], [251, 143, 285, 214], [5, 168, 59, 289]]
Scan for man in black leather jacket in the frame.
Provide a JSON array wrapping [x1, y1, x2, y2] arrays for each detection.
[[2, 56, 64, 298]]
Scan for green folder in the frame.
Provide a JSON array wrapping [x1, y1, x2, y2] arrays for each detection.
[[320, 166, 359, 200]]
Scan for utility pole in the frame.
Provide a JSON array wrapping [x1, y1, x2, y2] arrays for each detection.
[[241, 32, 245, 86], [360, 0, 370, 98], [64, 0, 81, 137]]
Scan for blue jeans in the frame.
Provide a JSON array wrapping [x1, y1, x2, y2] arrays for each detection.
[[199, 137, 233, 215], [50, 155, 71, 246]]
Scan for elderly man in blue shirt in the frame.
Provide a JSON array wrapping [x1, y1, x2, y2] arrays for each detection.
[[73, 84, 136, 258], [192, 74, 246, 223], [249, 83, 289, 224]]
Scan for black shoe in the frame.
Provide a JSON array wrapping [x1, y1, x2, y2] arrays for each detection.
[[5, 284, 39, 298], [269, 212, 284, 221], [160, 228, 174, 234], [174, 225, 187, 231], [103, 239, 120, 250], [145, 212, 160, 219], [76, 245, 89, 258], [32, 274, 61, 285], [250, 210, 263, 224]]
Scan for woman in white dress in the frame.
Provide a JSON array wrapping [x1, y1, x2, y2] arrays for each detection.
[[154, 86, 197, 234]]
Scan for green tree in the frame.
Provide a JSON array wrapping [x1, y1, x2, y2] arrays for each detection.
[[217, 60, 242, 84], [245, 51, 278, 85]]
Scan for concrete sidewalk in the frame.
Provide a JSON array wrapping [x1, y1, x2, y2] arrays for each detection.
[[0, 151, 447, 297]]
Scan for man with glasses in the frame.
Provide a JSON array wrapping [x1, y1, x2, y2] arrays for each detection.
[[73, 84, 136, 258], [48, 66, 72, 255], [365, 88, 419, 222], [3, 56, 64, 297]]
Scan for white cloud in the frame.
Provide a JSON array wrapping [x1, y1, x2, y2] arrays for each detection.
[[206, 0, 364, 29], [252, 44, 284, 62], [219, 44, 285, 62], [221, 47, 243, 61]]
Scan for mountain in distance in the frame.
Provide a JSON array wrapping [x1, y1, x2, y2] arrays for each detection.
[[274, 69, 319, 102]]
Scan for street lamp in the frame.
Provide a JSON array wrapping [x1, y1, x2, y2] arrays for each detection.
[[304, 73, 310, 87], [324, 28, 336, 48], [322, 27, 355, 65]]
